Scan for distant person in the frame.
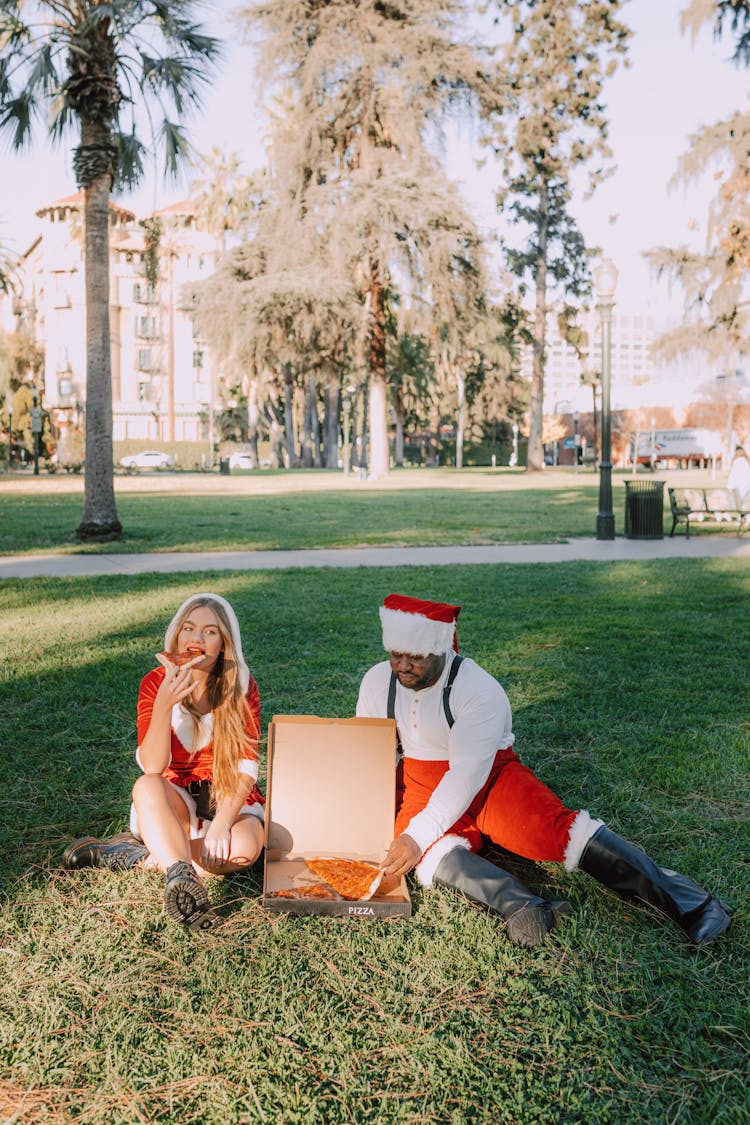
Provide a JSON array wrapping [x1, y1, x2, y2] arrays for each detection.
[[64, 593, 265, 931], [357, 594, 730, 949], [727, 445, 750, 504]]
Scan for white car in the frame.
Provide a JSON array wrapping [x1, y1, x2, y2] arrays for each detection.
[[120, 449, 175, 471], [228, 451, 255, 470]]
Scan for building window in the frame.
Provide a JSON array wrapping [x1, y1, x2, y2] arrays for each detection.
[[138, 349, 152, 371], [133, 283, 142, 302], [192, 350, 204, 369]]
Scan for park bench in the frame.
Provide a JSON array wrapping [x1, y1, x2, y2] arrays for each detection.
[[667, 487, 750, 538]]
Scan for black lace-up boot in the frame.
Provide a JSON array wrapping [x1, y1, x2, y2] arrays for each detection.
[[63, 833, 148, 872]]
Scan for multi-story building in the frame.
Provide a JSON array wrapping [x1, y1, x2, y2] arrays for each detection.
[[2, 193, 220, 449]]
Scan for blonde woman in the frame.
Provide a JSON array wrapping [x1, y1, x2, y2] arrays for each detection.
[[64, 593, 265, 931]]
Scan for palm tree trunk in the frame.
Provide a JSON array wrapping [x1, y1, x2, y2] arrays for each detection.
[[324, 375, 340, 469], [394, 384, 405, 467], [76, 144, 121, 540], [368, 260, 389, 479], [456, 366, 466, 470], [527, 180, 549, 473], [283, 362, 296, 467]]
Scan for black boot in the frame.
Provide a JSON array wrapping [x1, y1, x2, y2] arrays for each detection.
[[578, 826, 730, 945], [434, 847, 570, 949], [63, 833, 148, 872]]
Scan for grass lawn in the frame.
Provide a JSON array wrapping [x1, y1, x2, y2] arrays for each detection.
[[1, 561, 748, 1123], [0, 467, 738, 555]]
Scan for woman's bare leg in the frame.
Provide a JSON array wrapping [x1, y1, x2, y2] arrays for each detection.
[[132, 775, 192, 872]]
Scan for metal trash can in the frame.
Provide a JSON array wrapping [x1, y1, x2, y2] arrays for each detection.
[[219, 457, 230, 475], [624, 479, 664, 539]]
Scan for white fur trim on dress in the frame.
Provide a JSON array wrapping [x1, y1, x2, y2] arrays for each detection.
[[171, 705, 213, 754], [414, 834, 472, 887], [564, 810, 604, 872], [164, 592, 250, 692], [380, 606, 455, 656]]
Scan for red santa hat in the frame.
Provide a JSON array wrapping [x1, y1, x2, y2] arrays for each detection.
[[379, 594, 461, 655]]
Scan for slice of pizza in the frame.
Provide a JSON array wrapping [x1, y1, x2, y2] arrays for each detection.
[[157, 650, 199, 667], [305, 858, 383, 901], [270, 885, 338, 901]]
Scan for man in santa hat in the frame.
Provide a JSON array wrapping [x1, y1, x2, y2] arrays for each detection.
[[356, 593, 730, 949]]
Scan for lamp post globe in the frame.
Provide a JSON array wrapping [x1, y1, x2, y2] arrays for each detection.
[[593, 258, 618, 540]]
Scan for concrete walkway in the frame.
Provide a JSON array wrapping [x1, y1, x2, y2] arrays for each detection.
[[2, 535, 749, 579]]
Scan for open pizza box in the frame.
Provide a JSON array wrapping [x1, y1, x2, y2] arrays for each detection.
[[263, 715, 412, 918]]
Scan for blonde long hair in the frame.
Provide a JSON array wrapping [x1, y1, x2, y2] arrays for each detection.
[[168, 596, 258, 809]]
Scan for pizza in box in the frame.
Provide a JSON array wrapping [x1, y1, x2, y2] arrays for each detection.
[[267, 858, 384, 902], [305, 858, 383, 900]]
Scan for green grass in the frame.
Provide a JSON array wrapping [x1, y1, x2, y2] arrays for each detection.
[[1, 563, 748, 1123], [0, 483, 594, 554], [0, 467, 727, 555]]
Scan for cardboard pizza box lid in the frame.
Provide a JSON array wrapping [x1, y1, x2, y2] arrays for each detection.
[[265, 714, 397, 859]]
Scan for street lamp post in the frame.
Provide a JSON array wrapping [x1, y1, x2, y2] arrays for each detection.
[[594, 258, 618, 540]]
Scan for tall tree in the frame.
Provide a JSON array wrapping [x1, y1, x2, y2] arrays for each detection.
[[483, 0, 630, 470], [0, 0, 219, 538], [237, 0, 486, 478], [648, 3, 750, 370]]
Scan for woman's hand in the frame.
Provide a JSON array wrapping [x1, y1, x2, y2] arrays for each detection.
[[201, 818, 232, 869], [154, 654, 203, 709]]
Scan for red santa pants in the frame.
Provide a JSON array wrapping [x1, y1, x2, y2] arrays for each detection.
[[395, 748, 579, 862]]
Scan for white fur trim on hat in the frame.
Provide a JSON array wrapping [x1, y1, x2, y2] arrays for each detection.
[[164, 592, 250, 692], [380, 606, 456, 655]]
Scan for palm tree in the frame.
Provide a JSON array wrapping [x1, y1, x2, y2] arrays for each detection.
[[0, 0, 219, 538]]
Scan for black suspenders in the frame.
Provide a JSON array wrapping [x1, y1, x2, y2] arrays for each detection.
[[387, 653, 464, 732]]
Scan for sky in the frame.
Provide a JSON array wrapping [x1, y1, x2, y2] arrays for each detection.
[[1, 0, 748, 325]]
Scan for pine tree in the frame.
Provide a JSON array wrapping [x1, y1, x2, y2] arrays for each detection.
[[482, 0, 630, 471]]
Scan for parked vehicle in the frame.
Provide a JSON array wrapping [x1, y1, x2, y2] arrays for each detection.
[[228, 451, 255, 469], [120, 449, 175, 471]]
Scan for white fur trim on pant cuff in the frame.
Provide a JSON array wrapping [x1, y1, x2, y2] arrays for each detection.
[[564, 810, 604, 872], [415, 834, 472, 887]]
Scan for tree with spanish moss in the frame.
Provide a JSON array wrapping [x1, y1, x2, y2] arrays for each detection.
[[235, 0, 487, 478], [0, 0, 219, 537]]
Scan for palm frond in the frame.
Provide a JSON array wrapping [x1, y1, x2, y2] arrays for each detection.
[[0, 93, 34, 149], [113, 127, 147, 189], [160, 117, 191, 179]]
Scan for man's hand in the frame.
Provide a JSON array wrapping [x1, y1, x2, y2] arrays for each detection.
[[381, 834, 422, 878]]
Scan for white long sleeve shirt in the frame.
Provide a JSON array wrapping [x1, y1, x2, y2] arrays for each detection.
[[356, 656, 514, 854]]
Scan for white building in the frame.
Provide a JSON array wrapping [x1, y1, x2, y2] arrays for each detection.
[[533, 304, 726, 418], [3, 193, 221, 446]]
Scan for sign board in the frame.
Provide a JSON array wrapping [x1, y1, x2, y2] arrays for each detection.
[[30, 407, 43, 434], [635, 429, 722, 461]]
